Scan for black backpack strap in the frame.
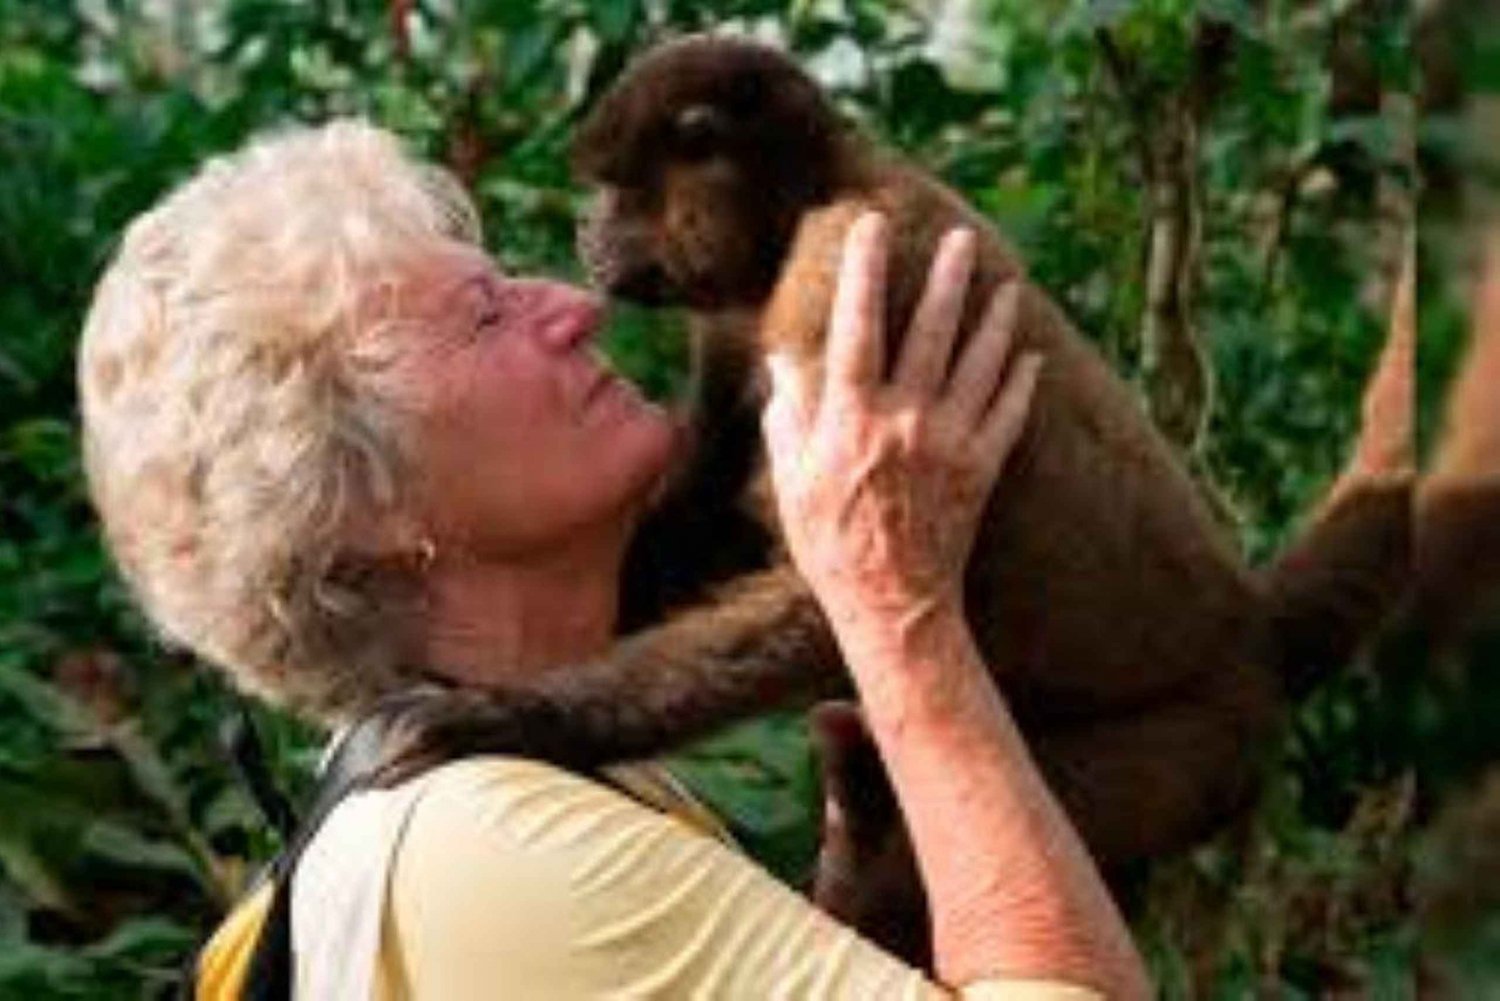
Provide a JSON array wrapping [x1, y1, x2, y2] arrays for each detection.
[[220, 706, 298, 842], [236, 878, 293, 1001], [186, 686, 657, 999], [186, 692, 446, 1000]]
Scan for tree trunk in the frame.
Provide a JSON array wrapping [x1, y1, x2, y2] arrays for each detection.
[[1140, 95, 1213, 453]]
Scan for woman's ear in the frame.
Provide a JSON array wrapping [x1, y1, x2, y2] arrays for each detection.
[[340, 497, 430, 567]]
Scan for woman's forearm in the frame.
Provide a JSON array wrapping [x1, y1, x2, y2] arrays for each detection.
[[761, 214, 1148, 996], [829, 600, 1149, 997]]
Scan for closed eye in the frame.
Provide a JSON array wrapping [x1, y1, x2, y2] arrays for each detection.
[[465, 275, 505, 335]]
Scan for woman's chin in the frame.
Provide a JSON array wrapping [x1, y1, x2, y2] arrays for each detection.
[[634, 414, 684, 503]]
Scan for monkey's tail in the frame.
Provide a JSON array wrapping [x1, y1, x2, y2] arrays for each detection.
[[1257, 474, 1414, 697], [1258, 250, 1415, 696]]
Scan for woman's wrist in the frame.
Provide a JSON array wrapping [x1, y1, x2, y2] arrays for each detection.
[[833, 602, 1148, 996], [825, 595, 1007, 727], [819, 584, 967, 658]]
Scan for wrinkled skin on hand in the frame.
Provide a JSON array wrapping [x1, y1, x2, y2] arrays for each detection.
[[761, 215, 1041, 638]]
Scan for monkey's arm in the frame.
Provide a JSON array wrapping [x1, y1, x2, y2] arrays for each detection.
[[806, 664, 1284, 969], [375, 567, 843, 785], [619, 315, 774, 630]]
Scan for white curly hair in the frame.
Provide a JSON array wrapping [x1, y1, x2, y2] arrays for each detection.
[[79, 119, 480, 720]]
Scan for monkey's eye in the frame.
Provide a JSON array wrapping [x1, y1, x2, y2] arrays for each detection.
[[672, 104, 730, 160]]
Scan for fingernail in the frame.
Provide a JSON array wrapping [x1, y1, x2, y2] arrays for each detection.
[[947, 227, 976, 256], [855, 210, 886, 243]]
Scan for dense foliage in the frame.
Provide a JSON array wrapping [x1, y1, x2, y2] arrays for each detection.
[[0, 0, 1489, 996]]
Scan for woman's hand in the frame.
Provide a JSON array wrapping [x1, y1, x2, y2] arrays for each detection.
[[764, 215, 1146, 996], [762, 211, 1042, 638]]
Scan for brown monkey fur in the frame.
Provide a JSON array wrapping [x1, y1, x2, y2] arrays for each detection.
[[569, 33, 1409, 852], [1264, 246, 1414, 693], [1416, 231, 1500, 639], [359, 37, 1409, 958]]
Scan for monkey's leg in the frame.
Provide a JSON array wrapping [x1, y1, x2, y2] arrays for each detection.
[[808, 701, 928, 968], [1027, 664, 1282, 869], [803, 665, 1283, 967], [800, 667, 1283, 973]]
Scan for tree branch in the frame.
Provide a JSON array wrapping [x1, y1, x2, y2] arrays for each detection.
[[388, 0, 412, 64]]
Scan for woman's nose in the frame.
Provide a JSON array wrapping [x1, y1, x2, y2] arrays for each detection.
[[510, 279, 605, 352]]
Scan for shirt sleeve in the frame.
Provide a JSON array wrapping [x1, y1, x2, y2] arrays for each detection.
[[382, 756, 1103, 1000]]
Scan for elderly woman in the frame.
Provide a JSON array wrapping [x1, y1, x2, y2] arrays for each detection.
[[79, 121, 1146, 999]]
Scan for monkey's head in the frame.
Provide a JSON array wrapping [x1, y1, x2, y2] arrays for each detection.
[[572, 35, 853, 309]]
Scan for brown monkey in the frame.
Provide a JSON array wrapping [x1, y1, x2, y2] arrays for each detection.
[[569, 33, 1409, 847], [368, 35, 1407, 909]]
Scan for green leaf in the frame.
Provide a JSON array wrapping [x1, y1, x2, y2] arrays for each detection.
[[591, 0, 638, 44], [83, 915, 196, 963], [80, 821, 200, 882]]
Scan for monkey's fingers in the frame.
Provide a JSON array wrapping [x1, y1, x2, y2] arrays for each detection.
[[893, 227, 976, 395], [946, 280, 1021, 428], [825, 211, 889, 405]]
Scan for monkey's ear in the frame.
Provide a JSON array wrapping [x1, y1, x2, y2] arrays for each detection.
[[673, 104, 731, 159]]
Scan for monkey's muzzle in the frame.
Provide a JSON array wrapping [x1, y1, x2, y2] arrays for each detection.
[[577, 194, 681, 307]]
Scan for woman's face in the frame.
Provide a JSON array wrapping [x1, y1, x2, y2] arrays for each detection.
[[375, 242, 677, 559]]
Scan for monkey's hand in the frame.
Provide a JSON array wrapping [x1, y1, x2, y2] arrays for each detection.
[[808, 700, 930, 968]]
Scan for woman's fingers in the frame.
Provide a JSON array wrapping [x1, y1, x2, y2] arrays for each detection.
[[762, 352, 815, 486], [978, 351, 1044, 466], [825, 212, 889, 406], [893, 228, 976, 394], [947, 280, 1021, 426], [764, 352, 813, 434]]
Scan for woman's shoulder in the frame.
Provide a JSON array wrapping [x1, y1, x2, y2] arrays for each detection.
[[384, 756, 743, 997], [405, 755, 714, 833], [400, 754, 732, 845], [410, 753, 599, 804]]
